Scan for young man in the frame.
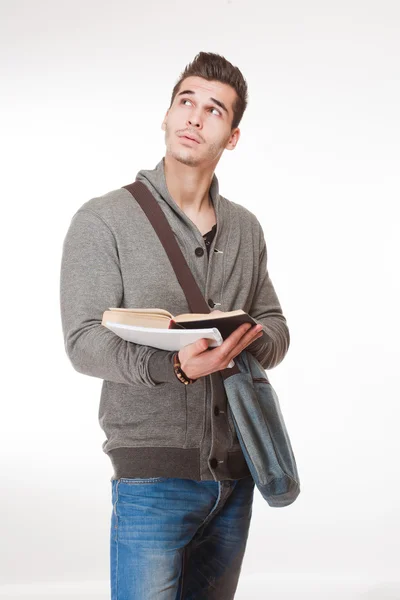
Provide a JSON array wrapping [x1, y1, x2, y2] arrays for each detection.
[[60, 52, 290, 599]]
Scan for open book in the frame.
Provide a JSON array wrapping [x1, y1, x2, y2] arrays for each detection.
[[102, 307, 263, 340], [101, 308, 267, 369]]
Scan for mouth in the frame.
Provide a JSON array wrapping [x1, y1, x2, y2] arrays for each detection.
[[178, 134, 200, 144]]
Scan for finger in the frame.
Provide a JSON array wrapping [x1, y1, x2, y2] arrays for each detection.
[[228, 323, 262, 347], [224, 329, 264, 365], [179, 337, 209, 362], [227, 323, 262, 350], [217, 323, 255, 361], [241, 325, 264, 346], [192, 337, 210, 355]]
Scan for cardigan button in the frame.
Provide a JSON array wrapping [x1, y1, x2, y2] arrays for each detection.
[[208, 298, 215, 308], [195, 247, 204, 257], [209, 457, 218, 469]]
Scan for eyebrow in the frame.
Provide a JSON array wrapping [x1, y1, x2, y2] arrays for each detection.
[[177, 89, 229, 115]]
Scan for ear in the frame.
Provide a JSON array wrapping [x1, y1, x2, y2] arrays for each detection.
[[225, 128, 240, 151], [161, 110, 169, 131]]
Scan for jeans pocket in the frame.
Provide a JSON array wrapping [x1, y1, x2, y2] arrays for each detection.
[[114, 477, 169, 520]]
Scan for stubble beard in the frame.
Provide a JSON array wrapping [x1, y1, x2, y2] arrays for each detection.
[[164, 128, 224, 167]]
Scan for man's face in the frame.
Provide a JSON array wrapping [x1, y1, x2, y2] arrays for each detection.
[[161, 76, 240, 168]]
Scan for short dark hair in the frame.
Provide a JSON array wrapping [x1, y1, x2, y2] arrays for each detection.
[[169, 52, 248, 130]]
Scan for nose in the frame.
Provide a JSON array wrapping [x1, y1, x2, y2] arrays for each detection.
[[187, 110, 202, 128]]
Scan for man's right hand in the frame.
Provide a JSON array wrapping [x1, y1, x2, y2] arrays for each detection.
[[177, 322, 264, 380]]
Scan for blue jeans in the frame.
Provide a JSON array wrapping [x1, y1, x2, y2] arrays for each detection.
[[110, 475, 255, 599]]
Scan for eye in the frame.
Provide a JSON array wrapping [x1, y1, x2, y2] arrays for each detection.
[[180, 98, 221, 116]]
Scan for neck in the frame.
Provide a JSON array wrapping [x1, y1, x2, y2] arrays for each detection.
[[163, 154, 215, 215]]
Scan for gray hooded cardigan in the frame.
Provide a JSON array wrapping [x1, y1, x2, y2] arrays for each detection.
[[60, 157, 290, 481]]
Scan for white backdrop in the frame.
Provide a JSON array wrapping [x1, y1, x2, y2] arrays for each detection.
[[1, 1, 399, 598]]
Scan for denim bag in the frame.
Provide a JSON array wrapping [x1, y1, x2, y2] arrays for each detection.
[[223, 350, 300, 507], [124, 180, 301, 508]]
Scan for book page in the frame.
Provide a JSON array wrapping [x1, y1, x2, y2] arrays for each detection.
[[108, 307, 173, 318], [174, 309, 245, 323]]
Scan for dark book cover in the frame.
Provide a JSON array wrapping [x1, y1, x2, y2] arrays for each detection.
[[169, 313, 265, 340]]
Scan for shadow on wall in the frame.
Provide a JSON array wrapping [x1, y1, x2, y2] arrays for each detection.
[[234, 575, 400, 600], [0, 578, 399, 599], [359, 582, 400, 599]]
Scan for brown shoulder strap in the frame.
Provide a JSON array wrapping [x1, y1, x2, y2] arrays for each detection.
[[122, 180, 210, 314], [122, 179, 240, 378]]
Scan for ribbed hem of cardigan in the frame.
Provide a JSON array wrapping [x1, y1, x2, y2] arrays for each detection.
[[107, 446, 252, 482]]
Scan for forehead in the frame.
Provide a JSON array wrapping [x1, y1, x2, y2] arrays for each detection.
[[176, 76, 236, 112]]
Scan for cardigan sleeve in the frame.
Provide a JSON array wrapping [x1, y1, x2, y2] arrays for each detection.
[[60, 208, 177, 386], [245, 223, 290, 369]]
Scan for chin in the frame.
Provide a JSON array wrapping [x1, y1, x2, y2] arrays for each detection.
[[167, 146, 200, 167]]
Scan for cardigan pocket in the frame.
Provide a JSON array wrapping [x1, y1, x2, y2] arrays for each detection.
[[100, 380, 188, 449]]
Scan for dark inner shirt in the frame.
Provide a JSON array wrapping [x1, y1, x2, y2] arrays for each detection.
[[202, 223, 217, 257]]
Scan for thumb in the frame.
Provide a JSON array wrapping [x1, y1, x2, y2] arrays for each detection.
[[197, 338, 209, 353]]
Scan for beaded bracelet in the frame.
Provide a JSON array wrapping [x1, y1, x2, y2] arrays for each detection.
[[173, 352, 197, 385]]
